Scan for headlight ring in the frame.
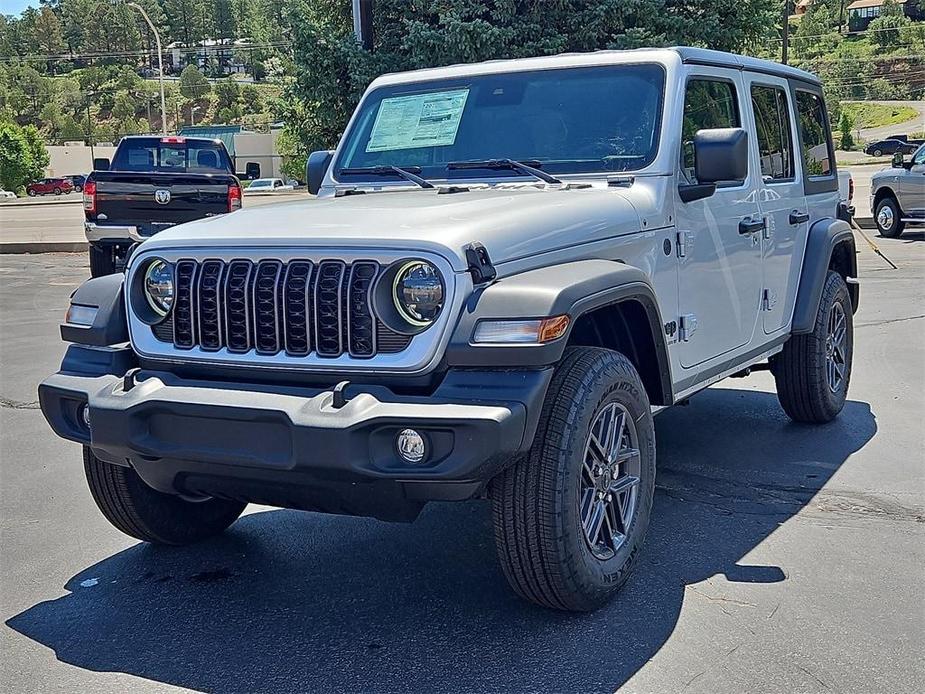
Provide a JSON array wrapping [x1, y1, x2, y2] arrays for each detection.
[[392, 260, 444, 327], [143, 259, 175, 317]]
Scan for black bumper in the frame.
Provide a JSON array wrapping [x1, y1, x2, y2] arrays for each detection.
[[39, 346, 551, 521]]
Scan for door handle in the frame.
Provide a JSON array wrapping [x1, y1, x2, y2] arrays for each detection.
[[739, 217, 766, 235], [789, 210, 810, 225]]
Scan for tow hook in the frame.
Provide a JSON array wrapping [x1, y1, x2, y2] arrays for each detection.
[[331, 381, 351, 409]]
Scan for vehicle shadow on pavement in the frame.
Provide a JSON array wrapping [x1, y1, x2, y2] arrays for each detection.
[[7, 388, 876, 693]]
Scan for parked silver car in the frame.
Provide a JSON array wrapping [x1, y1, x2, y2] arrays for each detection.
[[871, 144, 925, 237], [40, 47, 858, 611]]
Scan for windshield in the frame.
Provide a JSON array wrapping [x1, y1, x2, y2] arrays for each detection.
[[335, 64, 665, 181], [111, 138, 232, 173], [250, 180, 272, 188]]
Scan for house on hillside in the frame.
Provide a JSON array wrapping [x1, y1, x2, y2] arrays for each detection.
[[847, 0, 924, 31]]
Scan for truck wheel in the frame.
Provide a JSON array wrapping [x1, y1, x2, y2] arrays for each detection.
[[491, 347, 656, 611], [88, 245, 115, 277], [83, 447, 246, 545], [773, 271, 853, 423], [875, 197, 904, 238]]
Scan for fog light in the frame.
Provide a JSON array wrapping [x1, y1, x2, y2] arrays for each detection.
[[79, 403, 91, 430], [396, 429, 426, 464]]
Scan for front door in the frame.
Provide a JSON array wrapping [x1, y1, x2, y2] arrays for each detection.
[[901, 145, 925, 216], [744, 75, 806, 334], [675, 70, 764, 369]]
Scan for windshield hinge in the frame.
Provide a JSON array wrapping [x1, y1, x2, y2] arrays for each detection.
[[465, 242, 496, 285], [607, 175, 635, 188]]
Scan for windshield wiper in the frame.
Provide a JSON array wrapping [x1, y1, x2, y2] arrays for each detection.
[[447, 159, 562, 184], [338, 165, 434, 189]]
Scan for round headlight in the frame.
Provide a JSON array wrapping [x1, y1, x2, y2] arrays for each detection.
[[144, 259, 174, 316], [393, 260, 443, 326]]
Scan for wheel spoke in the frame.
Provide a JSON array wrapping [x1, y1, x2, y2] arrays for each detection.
[[587, 434, 608, 466], [606, 409, 626, 464], [615, 447, 640, 465], [609, 475, 640, 496], [585, 499, 607, 547]]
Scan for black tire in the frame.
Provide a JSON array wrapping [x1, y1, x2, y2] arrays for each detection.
[[27, 189, 37, 197], [872, 148, 882, 157], [88, 245, 115, 277], [74, 184, 83, 193], [83, 447, 246, 545], [491, 347, 656, 612], [875, 197, 904, 238], [54, 187, 62, 195], [773, 271, 853, 424]]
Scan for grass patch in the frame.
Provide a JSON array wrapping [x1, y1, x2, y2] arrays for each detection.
[[841, 102, 919, 130]]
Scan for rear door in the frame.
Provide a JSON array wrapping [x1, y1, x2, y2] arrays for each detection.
[[675, 69, 764, 368], [743, 74, 806, 335]]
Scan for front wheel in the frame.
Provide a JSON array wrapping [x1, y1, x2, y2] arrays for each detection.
[[84, 447, 246, 545], [773, 271, 853, 423], [491, 347, 656, 611], [54, 187, 62, 195], [875, 197, 904, 238], [27, 189, 37, 197], [872, 148, 882, 157]]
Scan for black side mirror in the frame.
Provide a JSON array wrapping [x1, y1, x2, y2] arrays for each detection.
[[892, 152, 905, 168], [306, 150, 335, 195], [93, 157, 110, 172], [678, 128, 748, 203]]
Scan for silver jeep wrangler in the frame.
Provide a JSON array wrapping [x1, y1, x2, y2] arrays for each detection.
[[40, 47, 858, 611]]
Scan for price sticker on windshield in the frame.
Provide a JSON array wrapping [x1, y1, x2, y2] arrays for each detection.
[[366, 89, 469, 152]]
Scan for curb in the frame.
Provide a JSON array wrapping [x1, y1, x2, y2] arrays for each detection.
[[0, 197, 82, 208], [1, 242, 88, 254]]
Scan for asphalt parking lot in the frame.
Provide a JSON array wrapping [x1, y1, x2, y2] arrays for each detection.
[[1, 232, 923, 693]]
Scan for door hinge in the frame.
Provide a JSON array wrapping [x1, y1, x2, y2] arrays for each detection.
[[679, 314, 698, 341], [762, 217, 772, 240], [676, 230, 693, 258], [762, 288, 778, 311]]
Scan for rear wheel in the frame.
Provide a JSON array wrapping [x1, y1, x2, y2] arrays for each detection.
[[84, 447, 246, 545], [872, 148, 882, 157], [54, 187, 62, 195], [875, 197, 904, 238], [27, 189, 37, 197], [88, 244, 115, 277], [773, 271, 853, 423], [491, 347, 656, 611]]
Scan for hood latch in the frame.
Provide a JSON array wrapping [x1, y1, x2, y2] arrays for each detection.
[[465, 242, 496, 285]]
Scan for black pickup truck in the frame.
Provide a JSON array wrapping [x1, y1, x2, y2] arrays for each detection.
[[84, 136, 242, 276]]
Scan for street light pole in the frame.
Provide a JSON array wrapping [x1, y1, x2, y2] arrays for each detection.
[[127, 2, 167, 135]]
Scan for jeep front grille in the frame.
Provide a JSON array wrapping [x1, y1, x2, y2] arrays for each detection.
[[157, 258, 410, 358]]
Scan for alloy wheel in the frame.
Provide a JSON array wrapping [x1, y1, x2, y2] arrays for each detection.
[[579, 401, 641, 560], [825, 300, 848, 393], [877, 205, 894, 232]]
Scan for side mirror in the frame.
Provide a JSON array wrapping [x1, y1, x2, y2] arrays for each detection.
[[892, 152, 905, 168], [679, 128, 748, 203], [93, 157, 110, 172], [306, 150, 335, 195]]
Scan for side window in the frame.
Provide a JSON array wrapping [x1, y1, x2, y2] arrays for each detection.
[[795, 91, 832, 176], [751, 85, 795, 181], [681, 79, 741, 184]]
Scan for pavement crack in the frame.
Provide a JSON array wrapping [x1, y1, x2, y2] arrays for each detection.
[[855, 314, 925, 328], [793, 662, 831, 690], [0, 397, 40, 410]]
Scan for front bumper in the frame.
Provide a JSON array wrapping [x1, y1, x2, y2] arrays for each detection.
[[39, 346, 550, 521]]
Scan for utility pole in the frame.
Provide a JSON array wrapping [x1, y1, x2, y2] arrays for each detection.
[[352, 0, 374, 50], [781, 0, 790, 65], [126, 2, 167, 135], [86, 102, 95, 163]]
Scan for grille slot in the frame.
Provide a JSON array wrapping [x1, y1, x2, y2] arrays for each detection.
[[314, 261, 345, 357], [173, 260, 198, 348], [161, 258, 400, 359], [197, 260, 224, 350]]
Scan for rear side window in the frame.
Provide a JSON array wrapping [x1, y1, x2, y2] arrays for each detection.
[[751, 85, 795, 181], [681, 79, 741, 184], [112, 139, 231, 173], [795, 91, 832, 176]]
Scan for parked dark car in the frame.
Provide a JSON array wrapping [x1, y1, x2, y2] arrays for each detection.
[[64, 174, 87, 192], [864, 139, 919, 157], [84, 135, 242, 276], [26, 177, 74, 196]]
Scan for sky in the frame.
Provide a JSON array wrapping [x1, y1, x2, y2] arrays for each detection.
[[1, 1, 39, 17]]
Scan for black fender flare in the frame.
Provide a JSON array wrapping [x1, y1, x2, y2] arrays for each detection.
[[60, 273, 128, 346], [446, 259, 673, 402], [792, 217, 857, 335]]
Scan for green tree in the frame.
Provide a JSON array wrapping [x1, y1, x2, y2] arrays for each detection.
[[214, 77, 241, 110], [869, 0, 910, 49], [241, 84, 263, 114], [179, 64, 211, 102], [21, 124, 49, 182], [0, 120, 35, 192], [838, 112, 855, 151]]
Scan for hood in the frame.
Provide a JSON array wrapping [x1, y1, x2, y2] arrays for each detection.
[[139, 185, 642, 273]]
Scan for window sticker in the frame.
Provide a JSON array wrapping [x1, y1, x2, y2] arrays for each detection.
[[366, 89, 469, 153]]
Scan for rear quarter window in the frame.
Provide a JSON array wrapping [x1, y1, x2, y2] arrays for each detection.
[[795, 91, 833, 177]]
